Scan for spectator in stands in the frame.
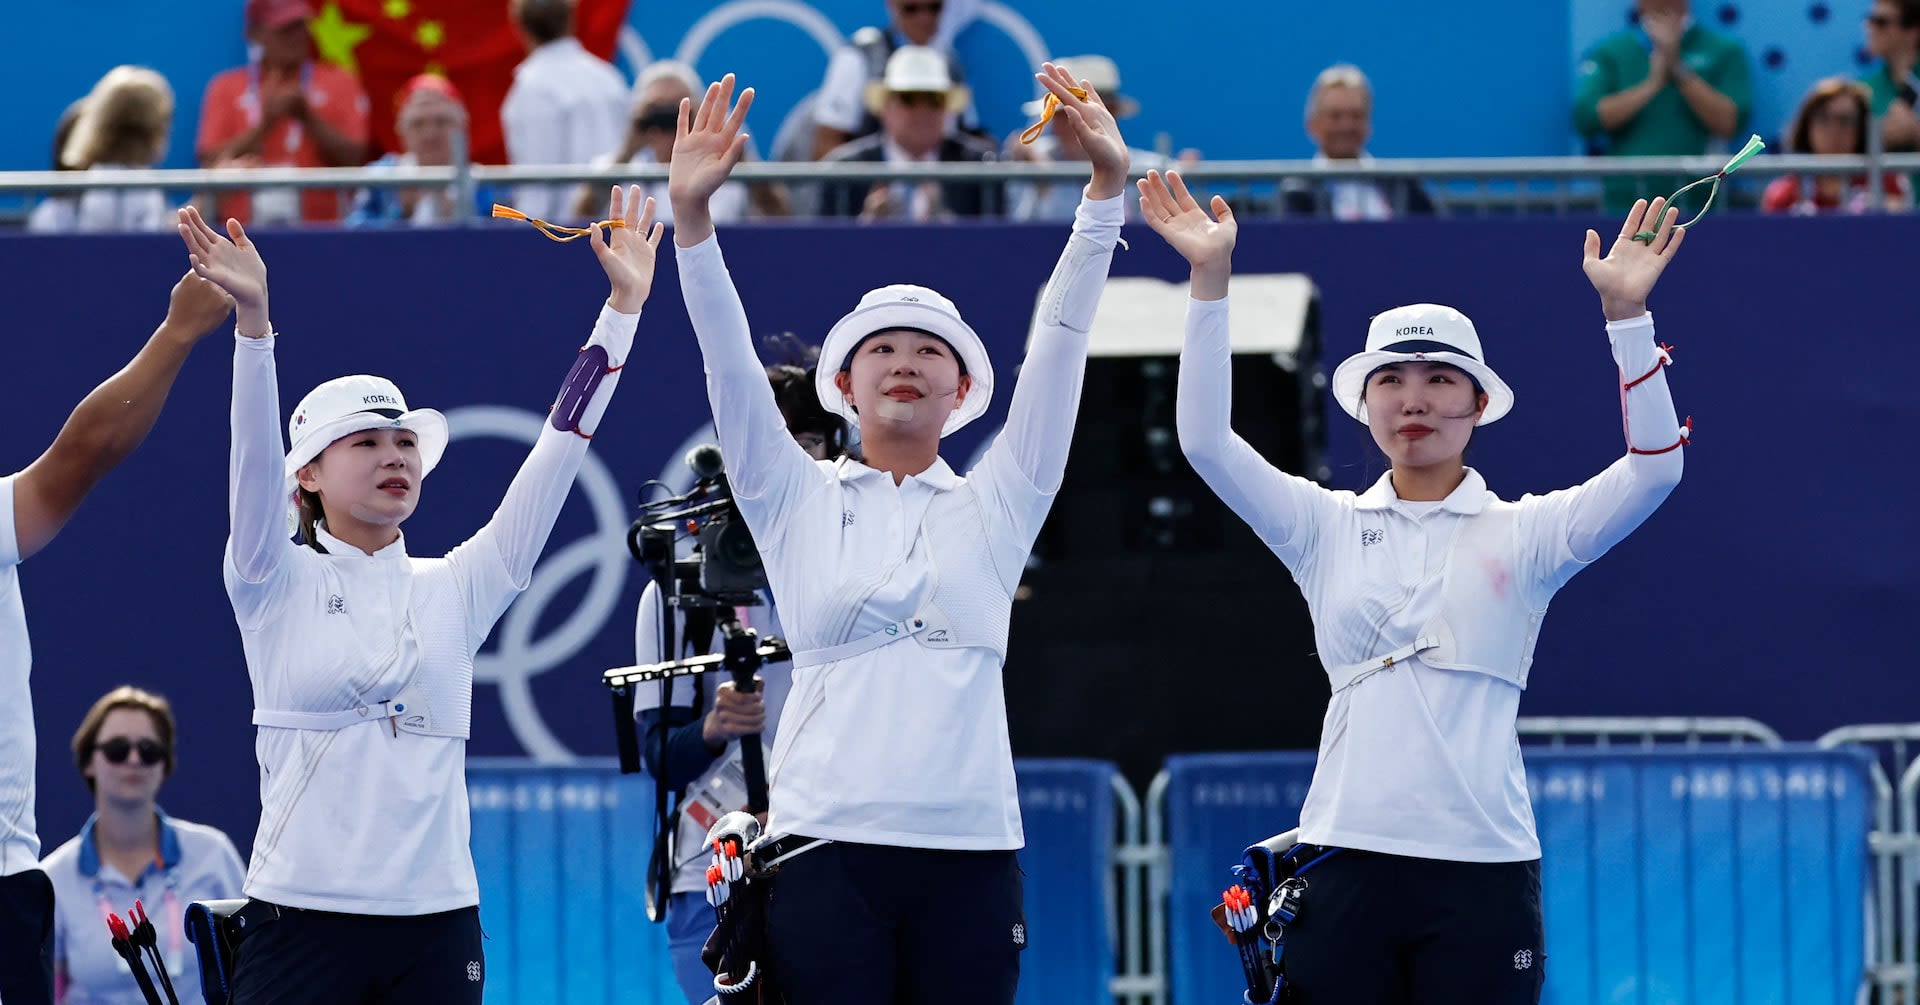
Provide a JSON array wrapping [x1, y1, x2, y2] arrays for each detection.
[[1280, 64, 1434, 220], [1006, 54, 1173, 222], [27, 101, 90, 232], [1860, 0, 1920, 151], [501, 0, 629, 223], [1572, 0, 1751, 210], [1761, 77, 1910, 214], [43, 687, 246, 1005], [29, 68, 174, 234], [816, 46, 1001, 220], [808, 0, 978, 160], [196, 0, 370, 227], [1148, 165, 1690, 1004], [348, 75, 496, 227], [570, 61, 784, 224]]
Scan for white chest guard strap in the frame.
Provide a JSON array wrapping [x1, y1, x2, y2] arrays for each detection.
[[1327, 636, 1441, 694], [252, 682, 461, 737]]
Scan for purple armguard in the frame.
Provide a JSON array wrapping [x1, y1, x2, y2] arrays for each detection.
[[551, 344, 611, 432]]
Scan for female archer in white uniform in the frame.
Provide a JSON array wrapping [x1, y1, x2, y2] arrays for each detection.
[[666, 67, 1129, 1004], [177, 187, 663, 1005], [1145, 170, 1689, 1004]]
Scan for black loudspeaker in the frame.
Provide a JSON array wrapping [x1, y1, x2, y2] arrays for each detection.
[[1006, 294, 1334, 789]]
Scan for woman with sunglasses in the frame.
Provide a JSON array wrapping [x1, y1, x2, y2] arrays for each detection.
[[175, 184, 662, 1005], [667, 66, 1126, 1004], [1146, 171, 1689, 1003], [43, 687, 245, 1005]]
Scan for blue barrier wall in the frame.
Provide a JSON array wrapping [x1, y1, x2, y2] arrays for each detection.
[[1160, 747, 1875, 1005], [1, 213, 1909, 871]]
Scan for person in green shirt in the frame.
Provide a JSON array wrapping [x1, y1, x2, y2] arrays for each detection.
[[1860, 0, 1920, 151], [1572, 0, 1752, 211]]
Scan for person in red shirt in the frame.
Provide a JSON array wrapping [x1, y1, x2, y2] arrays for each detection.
[[1761, 76, 1912, 214], [196, 0, 370, 226]]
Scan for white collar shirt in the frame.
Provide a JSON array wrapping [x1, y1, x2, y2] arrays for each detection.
[[0, 476, 37, 875], [881, 136, 941, 221], [675, 193, 1125, 848], [501, 37, 630, 221], [1177, 299, 1684, 861]]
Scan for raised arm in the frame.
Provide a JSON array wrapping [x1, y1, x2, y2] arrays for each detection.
[[461, 188, 662, 615], [1144, 170, 1333, 565], [1529, 198, 1689, 583], [11, 271, 233, 561], [670, 75, 823, 523], [177, 207, 287, 585], [989, 63, 1132, 493]]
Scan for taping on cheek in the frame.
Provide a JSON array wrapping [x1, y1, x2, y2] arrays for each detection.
[[873, 399, 916, 422]]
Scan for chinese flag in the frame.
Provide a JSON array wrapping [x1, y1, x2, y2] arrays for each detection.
[[312, 0, 633, 165]]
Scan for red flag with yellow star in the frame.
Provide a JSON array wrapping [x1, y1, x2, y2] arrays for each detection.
[[311, 0, 633, 164]]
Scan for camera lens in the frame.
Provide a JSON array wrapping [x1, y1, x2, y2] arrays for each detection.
[[717, 520, 760, 571]]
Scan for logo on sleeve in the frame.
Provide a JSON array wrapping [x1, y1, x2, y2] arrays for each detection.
[[1513, 949, 1534, 970]]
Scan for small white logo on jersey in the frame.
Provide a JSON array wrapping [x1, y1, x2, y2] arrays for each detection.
[[1361, 529, 1384, 547], [467, 960, 482, 981], [326, 595, 347, 614], [1513, 949, 1534, 970], [1011, 923, 1026, 946]]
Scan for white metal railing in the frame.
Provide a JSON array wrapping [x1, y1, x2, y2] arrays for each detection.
[[1819, 724, 1920, 1005], [6, 152, 1920, 224]]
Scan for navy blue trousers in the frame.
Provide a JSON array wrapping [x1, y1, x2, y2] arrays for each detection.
[[764, 841, 1024, 1005], [1280, 851, 1544, 1004], [228, 903, 483, 1005]]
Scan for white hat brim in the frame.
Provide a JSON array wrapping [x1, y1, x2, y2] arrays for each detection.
[[1330, 351, 1513, 426], [282, 407, 450, 497], [815, 301, 994, 436]]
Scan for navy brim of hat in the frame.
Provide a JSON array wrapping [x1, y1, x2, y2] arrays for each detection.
[[282, 407, 450, 494], [1330, 349, 1514, 426], [815, 301, 994, 437]]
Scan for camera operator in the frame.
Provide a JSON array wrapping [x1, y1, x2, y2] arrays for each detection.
[[633, 360, 845, 1005]]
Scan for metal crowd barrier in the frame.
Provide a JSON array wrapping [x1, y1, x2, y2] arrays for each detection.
[[1818, 724, 1920, 1003], [5, 152, 1920, 225]]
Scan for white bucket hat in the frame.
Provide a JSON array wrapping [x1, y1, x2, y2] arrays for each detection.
[[1330, 304, 1513, 426], [1020, 55, 1139, 118], [815, 284, 994, 436], [284, 374, 449, 499], [863, 45, 971, 116]]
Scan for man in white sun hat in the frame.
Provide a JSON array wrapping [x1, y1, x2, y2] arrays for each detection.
[[1144, 169, 1692, 1003], [817, 45, 1002, 219], [174, 184, 665, 1004], [668, 67, 1128, 1003]]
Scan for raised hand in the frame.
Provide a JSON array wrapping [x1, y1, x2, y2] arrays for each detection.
[[1583, 196, 1686, 321], [668, 73, 754, 246], [161, 271, 236, 342], [177, 206, 271, 337], [591, 185, 666, 314], [1139, 170, 1237, 299], [1036, 62, 1130, 199]]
